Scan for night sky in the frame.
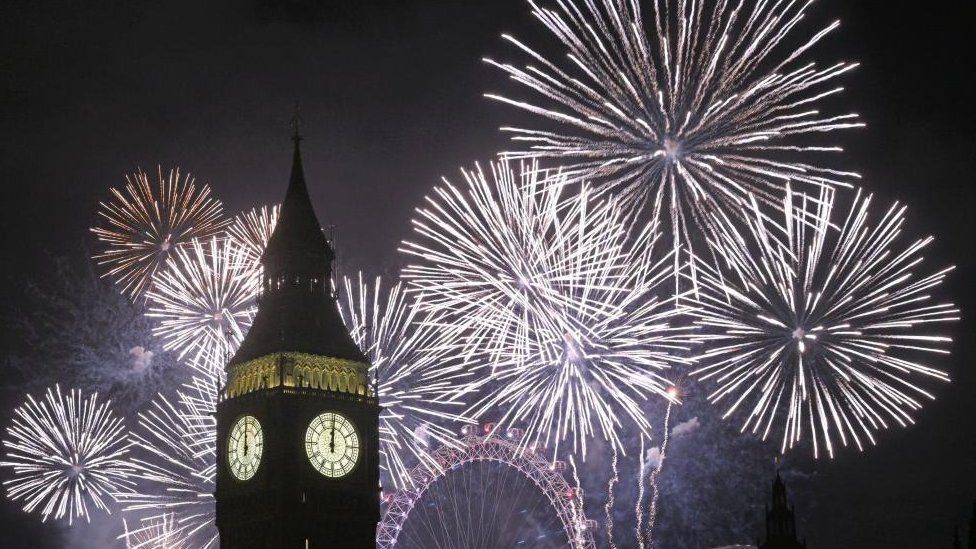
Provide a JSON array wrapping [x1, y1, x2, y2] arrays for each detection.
[[2, 1, 974, 547]]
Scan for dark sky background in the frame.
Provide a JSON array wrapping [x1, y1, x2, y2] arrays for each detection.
[[1, 0, 974, 547]]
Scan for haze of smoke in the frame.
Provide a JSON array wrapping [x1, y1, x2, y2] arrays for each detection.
[[3, 252, 187, 414]]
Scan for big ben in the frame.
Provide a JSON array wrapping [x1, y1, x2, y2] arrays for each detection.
[[215, 122, 381, 548]]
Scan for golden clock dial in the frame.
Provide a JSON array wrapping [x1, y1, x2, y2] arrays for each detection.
[[227, 415, 263, 481], [305, 412, 359, 478]]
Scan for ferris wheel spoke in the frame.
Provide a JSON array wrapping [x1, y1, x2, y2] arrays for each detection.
[[378, 432, 596, 549]]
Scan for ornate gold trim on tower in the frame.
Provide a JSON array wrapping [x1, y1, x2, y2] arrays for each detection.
[[226, 352, 371, 398]]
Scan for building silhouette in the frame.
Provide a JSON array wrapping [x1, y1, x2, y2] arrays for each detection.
[[758, 474, 806, 549], [970, 500, 976, 549], [214, 124, 380, 548], [954, 499, 976, 548]]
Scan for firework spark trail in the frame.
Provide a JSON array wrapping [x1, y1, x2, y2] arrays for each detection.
[[692, 187, 959, 458], [604, 444, 618, 549], [227, 204, 280, 280], [115, 345, 221, 549], [178, 352, 222, 479], [146, 237, 259, 363], [0, 385, 134, 525], [122, 513, 179, 549], [116, 385, 218, 549], [92, 167, 228, 299], [647, 400, 674, 548], [486, 0, 862, 286], [401, 159, 694, 457], [568, 455, 590, 546], [340, 273, 473, 490], [636, 436, 647, 549]]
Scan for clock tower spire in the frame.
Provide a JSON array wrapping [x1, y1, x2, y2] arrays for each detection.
[[215, 120, 380, 548]]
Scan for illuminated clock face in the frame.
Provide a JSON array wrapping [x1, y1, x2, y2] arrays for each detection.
[[227, 415, 263, 481], [305, 412, 359, 478]]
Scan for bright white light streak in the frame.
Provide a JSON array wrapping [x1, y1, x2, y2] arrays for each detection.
[[486, 0, 862, 287], [0, 385, 134, 524], [340, 273, 474, 491], [401, 159, 695, 459], [691, 187, 958, 458], [146, 237, 259, 363], [116, 387, 218, 549]]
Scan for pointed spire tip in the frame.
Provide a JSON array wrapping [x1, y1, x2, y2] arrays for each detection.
[[291, 101, 303, 145]]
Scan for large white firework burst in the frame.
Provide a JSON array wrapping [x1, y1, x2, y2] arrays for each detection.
[[401, 160, 695, 456], [146, 237, 259, 363], [691, 188, 958, 458], [116, 372, 219, 549], [0, 385, 134, 524], [486, 0, 862, 277], [340, 273, 472, 490], [92, 167, 228, 299]]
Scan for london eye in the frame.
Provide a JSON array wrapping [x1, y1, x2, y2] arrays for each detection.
[[377, 425, 597, 549]]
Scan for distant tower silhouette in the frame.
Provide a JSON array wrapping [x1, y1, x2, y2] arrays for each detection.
[[758, 474, 807, 549], [969, 499, 976, 549]]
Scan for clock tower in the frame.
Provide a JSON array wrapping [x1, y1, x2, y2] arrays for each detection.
[[215, 125, 380, 548]]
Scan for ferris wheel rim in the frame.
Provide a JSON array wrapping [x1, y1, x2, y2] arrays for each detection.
[[376, 432, 596, 549]]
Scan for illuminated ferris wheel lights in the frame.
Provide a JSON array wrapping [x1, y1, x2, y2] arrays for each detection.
[[376, 431, 597, 548]]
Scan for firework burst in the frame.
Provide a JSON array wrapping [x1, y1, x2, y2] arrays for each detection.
[[92, 167, 228, 299], [340, 273, 472, 490], [122, 513, 180, 549], [179, 350, 223, 477], [401, 160, 694, 456], [0, 385, 134, 524], [146, 237, 259, 362], [486, 0, 862, 279], [227, 204, 280, 278], [117, 383, 218, 549], [691, 188, 958, 458]]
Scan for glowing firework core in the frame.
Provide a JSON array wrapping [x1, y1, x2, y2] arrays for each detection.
[[692, 189, 958, 457], [661, 138, 682, 160]]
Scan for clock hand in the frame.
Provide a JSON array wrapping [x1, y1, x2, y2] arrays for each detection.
[[329, 425, 335, 454], [244, 428, 249, 456]]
